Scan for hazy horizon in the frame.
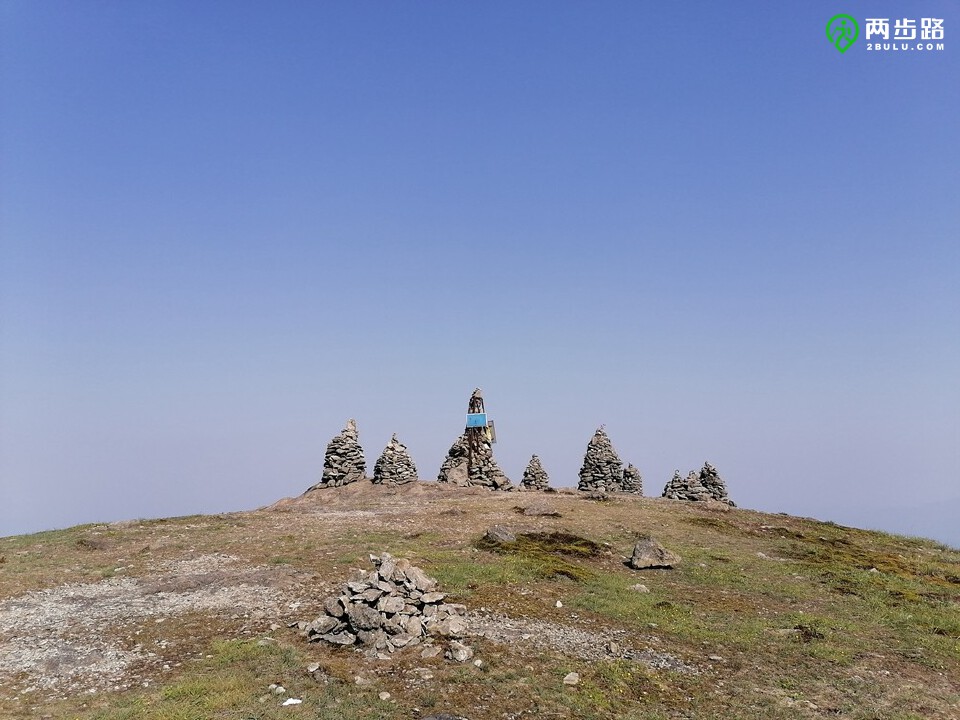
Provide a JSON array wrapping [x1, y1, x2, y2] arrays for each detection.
[[2, 2, 958, 547]]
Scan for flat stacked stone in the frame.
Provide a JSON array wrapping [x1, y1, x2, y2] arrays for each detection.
[[308, 419, 367, 490], [373, 434, 418, 486], [621, 463, 643, 495], [577, 427, 623, 493], [437, 434, 513, 490], [520, 454, 550, 491], [301, 552, 471, 659], [661, 463, 734, 505]]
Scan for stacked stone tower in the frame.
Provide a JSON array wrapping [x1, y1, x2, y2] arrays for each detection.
[[577, 426, 624, 493], [308, 419, 367, 490], [621, 463, 643, 495], [698, 462, 733, 505], [520, 454, 550, 491], [661, 462, 734, 505], [373, 434, 418, 486]]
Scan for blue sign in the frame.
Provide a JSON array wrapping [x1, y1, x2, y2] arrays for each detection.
[[465, 413, 487, 428]]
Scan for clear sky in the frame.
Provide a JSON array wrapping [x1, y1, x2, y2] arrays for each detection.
[[2, 1, 958, 545]]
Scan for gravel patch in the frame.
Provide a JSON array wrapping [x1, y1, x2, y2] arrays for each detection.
[[468, 611, 697, 673], [0, 555, 298, 698]]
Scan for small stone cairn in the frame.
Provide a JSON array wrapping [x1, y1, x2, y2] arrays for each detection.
[[621, 463, 643, 495], [308, 419, 367, 490], [578, 427, 624, 493], [699, 461, 734, 504], [302, 552, 472, 660], [661, 462, 734, 505], [662, 470, 706, 500], [373, 434, 418, 485], [520, 454, 550, 491]]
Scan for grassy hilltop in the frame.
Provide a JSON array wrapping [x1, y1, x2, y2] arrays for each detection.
[[1, 483, 958, 719]]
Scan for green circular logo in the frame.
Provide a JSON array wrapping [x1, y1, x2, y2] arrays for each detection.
[[826, 14, 859, 53]]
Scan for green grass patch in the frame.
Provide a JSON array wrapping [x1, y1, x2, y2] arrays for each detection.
[[56, 639, 395, 720], [473, 531, 601, 581]]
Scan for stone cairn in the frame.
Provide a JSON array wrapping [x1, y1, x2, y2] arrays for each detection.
[[308, 419, 367, 491], [661, 462, 734, 505], [373, 434, 418, 486], [699, 461, 733, 504], [577, 426, 624, 493], [301, 552, 473, 661], [520, 454, 550, 491], [621, 463, 643, 495], [437, 389, 513, 490]]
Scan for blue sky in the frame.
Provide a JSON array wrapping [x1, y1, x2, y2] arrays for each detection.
[[1, 1, 958, 545]]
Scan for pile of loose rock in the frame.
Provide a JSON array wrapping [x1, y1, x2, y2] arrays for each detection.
[[621, 463, 643, 495], [373, 434, 418, 485], [661, 462, 734, 505], [302, 553, 473, 661], [308, 419, 367, 490], [520, 454, 550, 491], [437, 434, 513, 490], [577, 427, 624, 493]]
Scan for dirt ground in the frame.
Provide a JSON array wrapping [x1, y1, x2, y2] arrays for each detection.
[[1, 481, 958, 719]]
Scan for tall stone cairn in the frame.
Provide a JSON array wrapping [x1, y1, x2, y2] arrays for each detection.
[[577, 426, 624, 493], [436, 389, 512, 490], [661, 462, 734, 505], [308, 419, 367, 490], [621, 463, 643, 495], [520, 454, 550, 491], [373, 434, 418, 486]]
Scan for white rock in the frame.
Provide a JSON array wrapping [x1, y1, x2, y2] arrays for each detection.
[[281, 698, 302, 706], [563, 672, 580, 686], [447, 640, 474, 662]]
